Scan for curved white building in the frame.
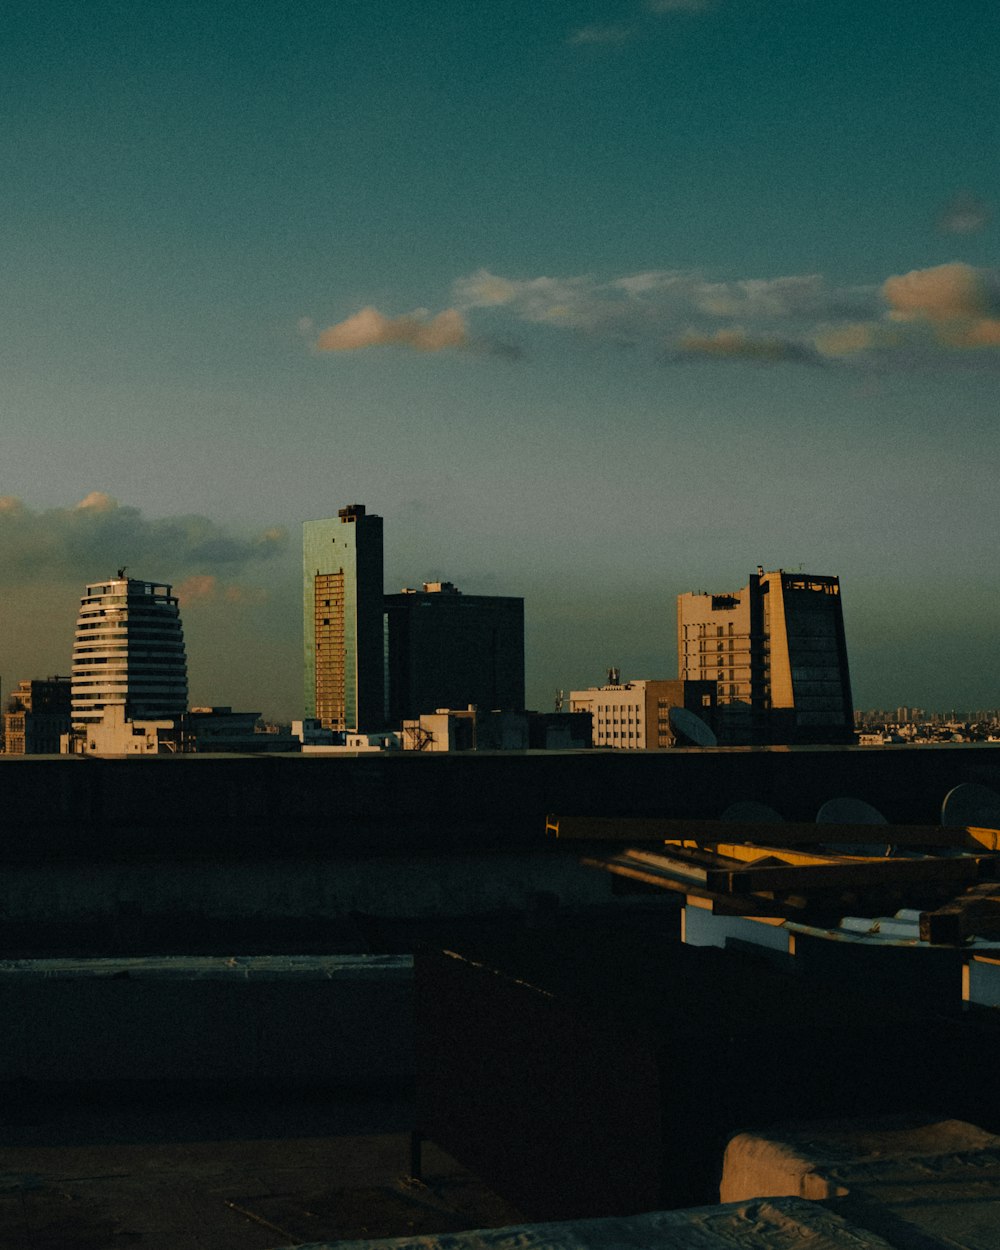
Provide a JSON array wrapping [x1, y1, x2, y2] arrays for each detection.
[[71, 575, 188, 727]]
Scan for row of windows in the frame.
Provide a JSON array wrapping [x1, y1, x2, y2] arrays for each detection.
[[682, 623, 741, 638]]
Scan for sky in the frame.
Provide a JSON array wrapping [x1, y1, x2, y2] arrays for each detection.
[[2, 0, 998, 719]]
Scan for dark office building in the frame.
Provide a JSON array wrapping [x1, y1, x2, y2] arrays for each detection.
[[384, 582, 524, 724], [3, 676, 71, 754]]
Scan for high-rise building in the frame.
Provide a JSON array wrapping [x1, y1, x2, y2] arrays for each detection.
[[677, 568, 853, 744], [384, 581, 525, 723], [3, 676, 71, 754], [303, 504, 385, 731], [71, 575, 188, 727]]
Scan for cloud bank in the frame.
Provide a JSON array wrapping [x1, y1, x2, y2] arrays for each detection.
[[0, 493, 288, 586], [450, 261, 1000, 368], [309, 262, 1000, 371]]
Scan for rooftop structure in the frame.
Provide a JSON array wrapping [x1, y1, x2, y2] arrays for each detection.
[[70, 575, 187, 728]]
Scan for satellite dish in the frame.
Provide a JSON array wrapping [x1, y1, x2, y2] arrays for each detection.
[[668, 706, 717, 747], [720, 801, 784, 822], [816, 796, 891, 854], [816, 797, 887, 825], [941, 783, 1000, 828]]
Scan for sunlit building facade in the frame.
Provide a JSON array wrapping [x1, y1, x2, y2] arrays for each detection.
[[569, 677, 716, 750], [677, 568, 853, 744], [71, 576, 188, 727], [303, 504, 385, 732]]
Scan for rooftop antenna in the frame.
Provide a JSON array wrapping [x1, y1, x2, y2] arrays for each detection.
[[554, 689, 564, 712], [607, 666, 620, 686], [117, 566, 128, 579]]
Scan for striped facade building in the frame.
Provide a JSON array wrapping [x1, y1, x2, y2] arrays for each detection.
[[71, 575, 188, 728]]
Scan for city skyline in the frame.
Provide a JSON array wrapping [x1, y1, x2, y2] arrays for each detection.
[[0, 508, 993, 723], [1, 2, 997, 718]]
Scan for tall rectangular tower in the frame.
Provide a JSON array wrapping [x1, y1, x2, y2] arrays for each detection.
[[303, 504, 384, 731], [677, 569, 853, 744], [384, 581, 524, 723]]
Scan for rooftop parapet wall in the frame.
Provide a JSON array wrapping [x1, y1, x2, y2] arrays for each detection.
[[0, 746, 998, 863]]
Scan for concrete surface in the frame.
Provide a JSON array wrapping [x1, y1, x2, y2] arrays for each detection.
[[0, 955, 414, 1083], [271, 1197, 900, 1250], [721, 1117, 1000, 1250], [3, 747, 999, 859], [0, 1090, 521, 1250]]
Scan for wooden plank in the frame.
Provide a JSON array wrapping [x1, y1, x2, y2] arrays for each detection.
[[625, 844, 751, 872], [581, 854, 704, 895], [547, 815, 983, 849], [919, 883, 1000, 944], [968, 827, 1000, 852], [675, 841, 873, 868], [581, 852, 806, 917], [706, 855, 985, 897]]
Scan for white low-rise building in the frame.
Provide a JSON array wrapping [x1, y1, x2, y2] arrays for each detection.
[[569, 677, 716, 750]]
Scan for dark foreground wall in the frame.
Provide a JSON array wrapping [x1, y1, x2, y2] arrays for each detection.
[[0, 746, 997, 948], [414, 928, 1000, 1218], [2, 744, 999, 861]]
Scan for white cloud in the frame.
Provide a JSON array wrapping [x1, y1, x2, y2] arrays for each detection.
[[316, 306, 467, 353], [880, 263, 1000, 351], [74, 490, 118, 513], [454, 266, 876, 342], [882, 262, 998, 323]]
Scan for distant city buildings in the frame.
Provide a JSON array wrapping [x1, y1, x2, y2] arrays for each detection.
[[677, 568, 854, 745], [303, 504, 385, 733], [2, 676, 71, 755], [15, 524, 961, 757], [71, 575, 188, 729], [384, 581, 524, 723], [853, 707, 1000, 745], [400, 707, 591, 752], [302, 506, 527, 737], [569, 677, 716, 750]]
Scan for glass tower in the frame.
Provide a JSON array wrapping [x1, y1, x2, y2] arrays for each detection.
[[303, 504, 384, 731], [71, 575, 188, 726]]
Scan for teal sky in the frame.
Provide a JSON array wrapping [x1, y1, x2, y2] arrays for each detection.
[[2, 0, 998, 718]]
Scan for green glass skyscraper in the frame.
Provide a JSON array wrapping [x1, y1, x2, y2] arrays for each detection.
[[303, 504, 385, 731]]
